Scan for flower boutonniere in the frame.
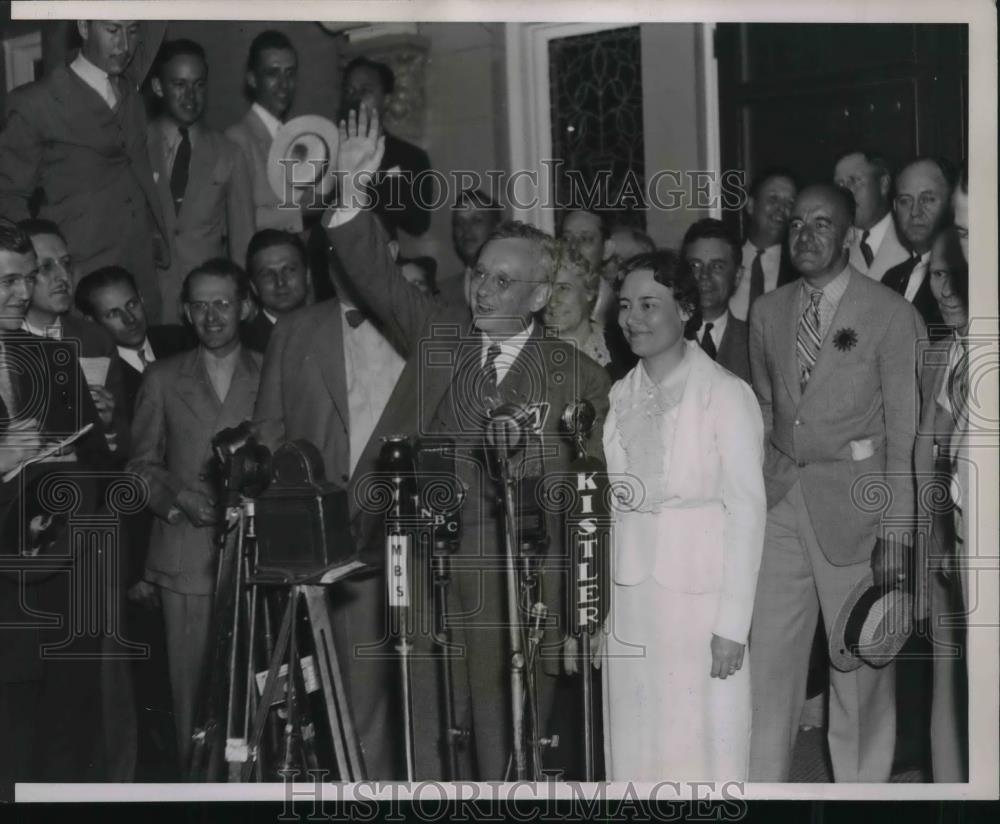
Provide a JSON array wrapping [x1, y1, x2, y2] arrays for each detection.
[[833, 327, 858, 352]]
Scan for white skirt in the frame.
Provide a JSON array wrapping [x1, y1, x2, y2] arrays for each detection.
[[602, 560, 751, 781]]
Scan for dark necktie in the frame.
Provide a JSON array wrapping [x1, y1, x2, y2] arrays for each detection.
[[170, 126, 191, 214], [344, 309, 365, 328], [860, 229, 875, 268], [482, 343, 502, 405], [883, 253, 919, 296], [699, 322, 717, 360], [749, 247, 766, 308]]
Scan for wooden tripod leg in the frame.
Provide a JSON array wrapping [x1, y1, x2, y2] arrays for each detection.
[[240, 591, 295, 783], [303, 585, 366, 781]]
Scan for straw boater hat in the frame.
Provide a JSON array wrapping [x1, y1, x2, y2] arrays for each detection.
[[266, 115, 340, 205], [828, 570, 913, 672]]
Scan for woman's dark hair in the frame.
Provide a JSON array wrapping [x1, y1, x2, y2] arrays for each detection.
[[618, 250, 702, 339]]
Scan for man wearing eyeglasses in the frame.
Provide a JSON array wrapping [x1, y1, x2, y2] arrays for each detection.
[[832, 150, 909, 281], [682, 218, 751, 384], [309, 108, 611, 780], [882, 157, 956, 337], [129, 259, 262, 772]]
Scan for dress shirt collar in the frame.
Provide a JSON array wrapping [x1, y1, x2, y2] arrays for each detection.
[[117, 338, 155, 373], [252, 102, 282, 139], [862, 209, 893, 253], [22, 316, 62, 338], [801, 263, 851, 309], [70, 52, 116, 107], [159, 118, 199, 150], [262, 309, 278, 325], [482, 322, 535, 385], [697, 309, 729, 346]]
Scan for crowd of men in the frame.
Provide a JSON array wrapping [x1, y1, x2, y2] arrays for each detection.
[[0, 19, 975, 791]]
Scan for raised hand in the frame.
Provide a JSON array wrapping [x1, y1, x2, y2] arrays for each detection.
[[336, 106, 386, 211]]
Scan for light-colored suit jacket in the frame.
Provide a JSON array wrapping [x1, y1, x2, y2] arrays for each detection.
[[148, 120, 255, 321], [253, 299, 352, 489], [604, 342, 766, 643], [849, 215, 910, 282], [129, 346, 262, 594], [224, 108, 303, 235], [749, 266, 925, 566]]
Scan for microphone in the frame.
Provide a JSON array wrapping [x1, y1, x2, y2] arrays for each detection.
[[560, 400, 596, 462], [486, 403, 532, 456], [378, 436, 416, 610], [414, 438, 465, 555]]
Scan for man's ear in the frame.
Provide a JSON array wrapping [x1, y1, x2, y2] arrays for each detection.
[[245, 69, 257, 95], [530, 282, 552, 313], [746, 195, 757, 220], [603, 237, 615, 263], [77, 21, 90, 41], [151, 76, 163, 99], [879, 173, 891, 200], [239, 296, 253, 323], [248, 278, 260, 300], [182, 305, 193, 326], [387, 239, 400, 262], [844, 226, 857, 251]]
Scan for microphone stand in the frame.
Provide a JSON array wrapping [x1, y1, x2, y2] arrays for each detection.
[[380, 437, 417, 782]]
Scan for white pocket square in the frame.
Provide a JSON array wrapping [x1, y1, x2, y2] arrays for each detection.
[[849, 438, 875, 461], [153, 171, 160, 183]]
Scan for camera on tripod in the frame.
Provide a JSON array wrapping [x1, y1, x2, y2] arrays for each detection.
[[210, 423, 356, 582]]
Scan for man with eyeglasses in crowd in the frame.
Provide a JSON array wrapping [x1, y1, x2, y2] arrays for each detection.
[[314, 107, 611, 779], [129, 259, 262, 773]]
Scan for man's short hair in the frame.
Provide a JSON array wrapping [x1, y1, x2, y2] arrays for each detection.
[[245, 229, 308, 275], [559, 208, 611, 241], [154, 38, 207, 79], [895, 155, 959, 190], [802, 183, 857, 227], [618, 250, 702, 337], [0, 221, 34, 256], [833, 148, 892, 180], [75, 266, 139, 316], [182, 258, 250, 303], [681, 218, 743, 267], [454, 187, 503, 213], [17, 218, 65, 244], [343, 56, 395, 95], [247, 30, 296, 72], [486, 220, 560, 283], [748, 165, 800, 200]]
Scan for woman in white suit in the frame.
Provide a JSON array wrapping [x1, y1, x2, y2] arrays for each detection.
[[602, 251, 766, 780]]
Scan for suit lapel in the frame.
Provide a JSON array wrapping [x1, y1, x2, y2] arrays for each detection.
[[219, 347, 259, 421], [800, 270, 863, 402], [179, 127, 216, 226], [148, 121, 177, 238], [774, 285, 803, 404], [176, 348, 221, 420], [314, 304, 349, 432]]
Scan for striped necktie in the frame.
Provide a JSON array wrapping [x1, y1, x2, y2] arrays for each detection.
[[796, 289, 823, 391]]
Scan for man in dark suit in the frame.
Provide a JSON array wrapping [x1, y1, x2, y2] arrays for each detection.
[[317, 108, 611, 780], [339, 57, 433, 238], [148, 39, 255, 323], [19, 219, 129, 455], [833, 150, 909, 281], [75, 266, 194, 417], [747, 184, 925, 782], [225, 31, 302, 235], [129, 259, 262, 771], [730, 167, 799, 322], [682, 218, 751, 384], [0, 20, 169, 322], [242, 229, 312, 353], [0, 222, 118, 796], [882, 157, 955, 338], [18, 218, 139, 778], [74, 264, 192, 778]]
